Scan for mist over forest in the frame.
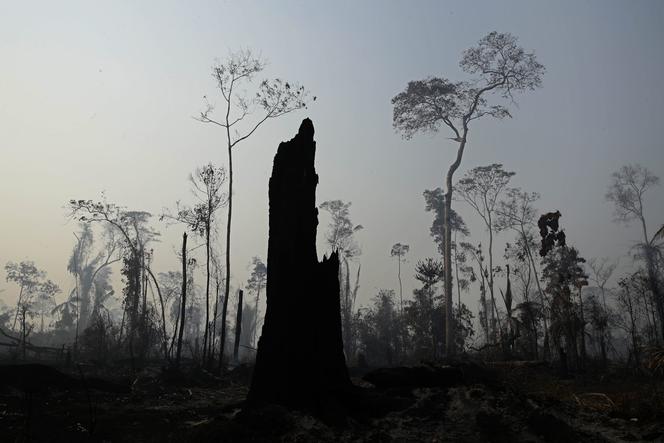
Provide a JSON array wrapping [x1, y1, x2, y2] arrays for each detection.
[[1, 1, 663, 441]]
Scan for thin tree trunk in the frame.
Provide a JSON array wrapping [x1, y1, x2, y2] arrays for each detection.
[[146, 267, 169, 361], [223, 135, 234, 362], [176, 232, 188, 368], [577, 286, 586, 371], [443, 137, 467, 357], [454, 233, 461, 310], [140, 251, 148, 357], [210, 276, 220, 367], [488, 224, 497, 342], [74, 278, 80, 357], [119, 308, 126, 343], [253, 286, 261, 347], [234, 289, 243, 363], [169, 298, 181, 358], [12, 286, 24, 331], [639, 214, 664, 341], [346, 258, 352, 332], [203, 222, 211, 364], [397, 256, 403, 315], [21, 307, 27, 360], [218, 286, 230, 374], [522, 228, 550, 360]]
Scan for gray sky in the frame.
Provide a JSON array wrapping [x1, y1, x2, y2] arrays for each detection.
[[1, 0, 663, 313]]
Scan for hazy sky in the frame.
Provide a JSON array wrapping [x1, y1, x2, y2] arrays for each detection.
[[1, 1, 663, 313]]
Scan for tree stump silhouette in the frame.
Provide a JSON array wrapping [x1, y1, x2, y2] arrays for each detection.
[[247, 118, 351, 414]]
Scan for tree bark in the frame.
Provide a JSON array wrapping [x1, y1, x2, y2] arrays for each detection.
[[577, 286, 586, 371], [223, 140, 233, 357], [176, 232, 187, 368], [522, 228, 550, 360], [218, 284, 230, 373], [203, 221, 211, 364], [233, 289, 243, 363], [145, 267, 169, 361], [637, 214, 664, 341], [253, 286, 261, 347], [443, 136, 467, 357], [248, 119, 352, 414]]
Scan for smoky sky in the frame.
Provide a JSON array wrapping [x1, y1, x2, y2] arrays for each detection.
[[1, 0, 663, 314]]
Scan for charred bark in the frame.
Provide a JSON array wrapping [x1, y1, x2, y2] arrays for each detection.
[[175, 232, 187, 369], [248, 119, 352, 415], [234, 289, 243, 363]]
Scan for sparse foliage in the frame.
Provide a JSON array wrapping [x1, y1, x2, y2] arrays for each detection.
[[393, 32, 544, 355], [197, 50, 311, 363]]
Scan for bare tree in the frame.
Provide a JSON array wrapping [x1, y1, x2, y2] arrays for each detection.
[[615, 273, 650, 368], [461, 242, 490, 344], [392, 32, 544, 355], [33, 280, 60, 333], [176, 232, 188, 368], [587, 258, 617, 311], [456, 163, 515, 342], [246, 256, 267, 347], [5, 261, 44, 331], [196, 50, 311, 350], [319, 200, 363, 360], [497, 188, 551, 358], [606, 164, 662, 340], [390, 243, 410, 315], [163, 163, 227, 365]]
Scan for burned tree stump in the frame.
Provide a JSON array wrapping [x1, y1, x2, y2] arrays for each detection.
[[247, 118, 352, 414]]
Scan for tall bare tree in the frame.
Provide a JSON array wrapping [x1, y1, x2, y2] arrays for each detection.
[[390, 243, 410, 315], [196, 50, 311, 346], [456, 163, 515, 341], [163, 163, 227, 365], [392, 32, 544, 355], [606, 164, 662, 340], [497, 188, 551, 357]]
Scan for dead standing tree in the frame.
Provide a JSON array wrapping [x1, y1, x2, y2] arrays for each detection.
[[606, 164, 662, 341], [196, 51, 310, 367], [319, 200, 363, 361], [248, 119, 352, 414], [162, 163, 227, 367], [392, 32, 544, 356], [456, 163, 515, 343]]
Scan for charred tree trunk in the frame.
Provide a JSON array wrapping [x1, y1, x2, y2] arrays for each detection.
[[218, 285, 230, 373], [234, 289, 243, 363], [248, 119, 352, 415], [175, 232, 187, 369]]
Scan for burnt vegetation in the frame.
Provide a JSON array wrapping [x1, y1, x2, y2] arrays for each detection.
[[1, 31, 663, 443]]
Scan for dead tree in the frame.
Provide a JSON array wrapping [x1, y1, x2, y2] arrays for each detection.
[[248, 119, 352, 414], [175, 232, 187, 368], [233, 289, 243, 363]]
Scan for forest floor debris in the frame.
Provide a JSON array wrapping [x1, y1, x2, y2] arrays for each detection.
[[0, 360, 662, 442]]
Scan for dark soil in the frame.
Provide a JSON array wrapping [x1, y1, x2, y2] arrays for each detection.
[[1, 361, 662, 442]]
